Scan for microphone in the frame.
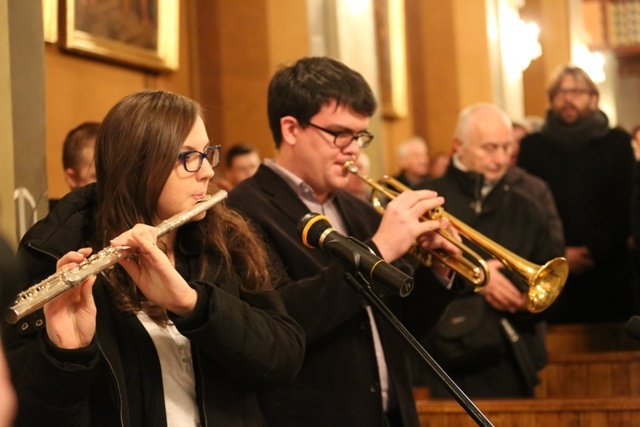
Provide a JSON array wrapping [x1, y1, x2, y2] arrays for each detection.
[[625, 315, 640, 342], [298, 213, 414, 297]]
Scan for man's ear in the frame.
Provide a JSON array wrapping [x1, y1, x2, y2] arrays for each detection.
[[590, 93, 599, 110], [280, 116, 299, 146], [64, 168, 78, 191], [452, 137, 463, 153]]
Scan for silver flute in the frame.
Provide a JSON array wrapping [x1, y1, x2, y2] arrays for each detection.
[[5, 190, 228, 324]]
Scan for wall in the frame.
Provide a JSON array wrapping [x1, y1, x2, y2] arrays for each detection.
[[35, 0, 599, 199], [5, 0, 47, 244], [45, 0, 197, 200], [0, 0, 16, 246], [193, 0, 309, 172], [521, 0, 572, 118], [405, 0, 493, 159], [193, 1, 270, 163]]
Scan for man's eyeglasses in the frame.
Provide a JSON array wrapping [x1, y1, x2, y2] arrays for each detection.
[[178, 145, 221, 172], [554, 88, 591, 98], [307, 123, 374, 149]]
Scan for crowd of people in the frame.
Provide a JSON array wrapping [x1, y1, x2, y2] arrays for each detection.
[[1, 56, 640, 426]]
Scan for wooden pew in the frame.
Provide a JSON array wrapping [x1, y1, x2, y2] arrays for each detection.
[[536, 351, 640, 398], [535, 322, 640, 398], [545, 322, 640, 355], [416, 397, 640, 427], [415, 322, 640, 426]]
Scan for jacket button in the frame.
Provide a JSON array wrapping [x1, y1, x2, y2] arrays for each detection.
[[370, 382, 380, 393]]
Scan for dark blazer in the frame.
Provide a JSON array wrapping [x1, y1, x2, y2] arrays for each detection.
[[228, 164, 458, 427]]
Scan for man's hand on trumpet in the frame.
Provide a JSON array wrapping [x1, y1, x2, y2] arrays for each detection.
[[478, 259, 527, 313], [371, 189, 461, 278]]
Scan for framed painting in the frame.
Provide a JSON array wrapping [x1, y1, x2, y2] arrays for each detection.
[[374, 0, 408, 119], [61, 0, 179, 71]]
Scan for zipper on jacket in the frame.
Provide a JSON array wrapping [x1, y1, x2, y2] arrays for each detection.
[[470, 175, 484, 214], [193, 349, 208, 427], [27, 243, 126, 426], [98, 341, 126, 427], [26, 242, 62, 263]]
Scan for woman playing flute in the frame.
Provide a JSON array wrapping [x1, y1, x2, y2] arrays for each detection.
[[4, 90, 304, 427]]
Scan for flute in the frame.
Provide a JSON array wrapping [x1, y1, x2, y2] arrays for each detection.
[[5, 190, 228, 324]]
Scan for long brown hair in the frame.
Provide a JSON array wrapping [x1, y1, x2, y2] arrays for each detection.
[[94, 90, 276, 322]]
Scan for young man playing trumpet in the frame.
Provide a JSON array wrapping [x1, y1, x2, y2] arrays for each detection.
[[228, 56, 464, 427]]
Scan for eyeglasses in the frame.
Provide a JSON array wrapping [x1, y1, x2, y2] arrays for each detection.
[[307, 122, 374, 149], [178, 145, 221, 172], [554, 88, 591, 98]]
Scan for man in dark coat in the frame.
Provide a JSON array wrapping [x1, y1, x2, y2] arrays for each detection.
[[417, 103, 562, 398], [517, 65, 638, 324], [228, 56, 462, 427]]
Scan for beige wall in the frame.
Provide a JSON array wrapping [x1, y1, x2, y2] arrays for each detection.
[[37, 0, 577, 198], [0, 0, 16, 247], [193, 0, 309, 173], [403, 0, 493, 163], [45, 0, 197, 200], [521, 0, 572, 118]]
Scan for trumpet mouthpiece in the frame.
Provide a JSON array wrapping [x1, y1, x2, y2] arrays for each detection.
[[343, 160, 358, 174]]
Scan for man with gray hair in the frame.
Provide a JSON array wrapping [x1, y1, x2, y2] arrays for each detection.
[[393, 136, 430, 188], [416, 103, 561, 398]]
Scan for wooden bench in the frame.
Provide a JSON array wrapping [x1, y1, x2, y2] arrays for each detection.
[[536, 351, 640, 398], [545, 322, 640, 355], [414, 323, 640, 426], [416, 397, 640, 427]]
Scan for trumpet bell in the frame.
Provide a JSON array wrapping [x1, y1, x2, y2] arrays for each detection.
[[527, 257, 568, 313]]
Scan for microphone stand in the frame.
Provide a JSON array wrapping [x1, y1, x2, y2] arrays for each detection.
[[344, 272, 494, 427]]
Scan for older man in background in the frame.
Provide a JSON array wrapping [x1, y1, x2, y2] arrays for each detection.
[[417, 103, 561, 398]]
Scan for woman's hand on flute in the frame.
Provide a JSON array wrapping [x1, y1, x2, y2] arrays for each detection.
[[44, 248, 97, 349], [111, 225, 197, 317]]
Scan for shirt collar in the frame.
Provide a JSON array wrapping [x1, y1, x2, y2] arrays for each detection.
[[264, 158, 337, 205]]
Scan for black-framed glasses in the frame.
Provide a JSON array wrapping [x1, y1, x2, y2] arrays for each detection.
[[307, 122, 374, 149], [178, 145, 221, 172], [554, 88, 591, 98]]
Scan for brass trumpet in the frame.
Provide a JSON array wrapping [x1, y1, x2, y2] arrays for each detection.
[[343, 160, 567, 313]]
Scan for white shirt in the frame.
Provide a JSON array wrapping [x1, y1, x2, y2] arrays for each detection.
[[137, 312, 200, 427]]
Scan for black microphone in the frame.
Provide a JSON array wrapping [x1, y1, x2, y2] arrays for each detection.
[[298, 213, 414, 297], [625, 315, 640, 342]]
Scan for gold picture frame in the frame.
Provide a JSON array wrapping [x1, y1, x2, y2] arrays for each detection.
[[61, 0, 179, 72], [43, 0, 58, 43], [375, 0, 408, 119]]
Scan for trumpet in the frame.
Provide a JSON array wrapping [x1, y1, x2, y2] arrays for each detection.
[[344, 160, 567, 313], [5, 190, 228, 324]]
